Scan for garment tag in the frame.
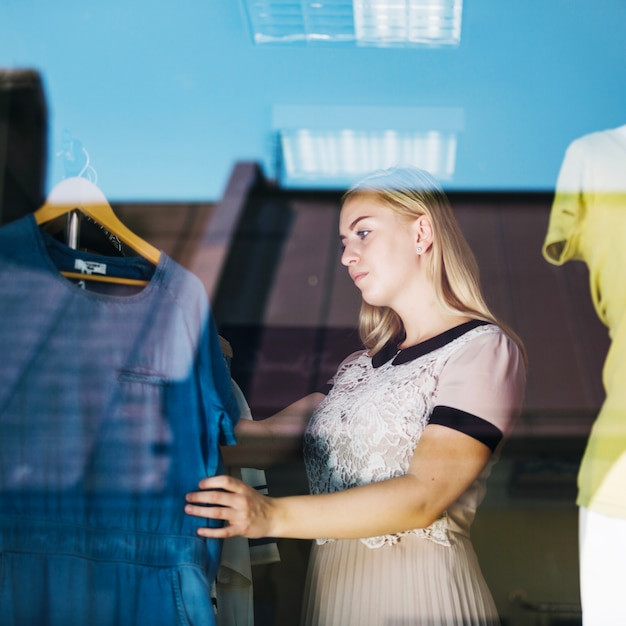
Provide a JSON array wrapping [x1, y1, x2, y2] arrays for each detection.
[[74, 259, 107, 275]]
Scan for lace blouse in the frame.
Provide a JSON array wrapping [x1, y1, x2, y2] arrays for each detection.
[[303, 321, 526, 548]]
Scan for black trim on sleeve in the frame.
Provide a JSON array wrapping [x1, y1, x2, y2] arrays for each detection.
[[429, 406, 503, 452]]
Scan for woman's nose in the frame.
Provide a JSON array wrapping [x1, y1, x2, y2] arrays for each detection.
[[341, 244, 357, 266]]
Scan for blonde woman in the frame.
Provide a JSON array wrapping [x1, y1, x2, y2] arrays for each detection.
[[186, 167, 527, 626]]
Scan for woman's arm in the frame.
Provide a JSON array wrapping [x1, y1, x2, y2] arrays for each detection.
[[186, 423, 491, 539], [199, 329, 526, 539], [220, 392, 325, 469]]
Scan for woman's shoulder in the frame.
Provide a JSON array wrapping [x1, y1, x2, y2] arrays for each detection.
[[436, 324, 527, 432], [465, 322, 522, 355], [448, 322, 524, 366], [336, 349, 370, 370], [443, 323, 527, 394]]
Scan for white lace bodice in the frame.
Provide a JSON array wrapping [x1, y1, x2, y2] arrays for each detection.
[[303, 324, 502, 548]]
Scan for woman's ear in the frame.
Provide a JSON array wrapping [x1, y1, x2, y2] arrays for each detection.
[[414, 215, 433, 253]]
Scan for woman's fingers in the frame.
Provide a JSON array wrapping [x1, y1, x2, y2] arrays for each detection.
[[184, 474, 274, 539], [196, 474, 242, 492], [184, 493, 250, 538], [184, 484, 240, 522], [184, 475, 249, 513], [185, 487, 233, 507]]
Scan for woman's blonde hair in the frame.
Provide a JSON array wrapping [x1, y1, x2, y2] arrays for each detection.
[[343, 166, 526, 362]]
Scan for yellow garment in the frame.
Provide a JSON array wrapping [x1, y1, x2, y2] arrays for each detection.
[[543, 125, 626, 518]]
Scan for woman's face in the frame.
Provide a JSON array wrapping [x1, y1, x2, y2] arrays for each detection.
[[339, 195, 421, 309]]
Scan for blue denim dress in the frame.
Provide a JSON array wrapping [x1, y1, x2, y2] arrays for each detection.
[[0, 217, 239, 625]]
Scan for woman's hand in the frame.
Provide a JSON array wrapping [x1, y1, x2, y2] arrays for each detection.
[[185, 475, 276, 539]]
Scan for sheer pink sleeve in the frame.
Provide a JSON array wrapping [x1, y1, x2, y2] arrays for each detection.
[[433, 329, 526, 437]]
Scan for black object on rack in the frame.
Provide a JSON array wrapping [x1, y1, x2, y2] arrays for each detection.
[[0, 69, 48, 226]]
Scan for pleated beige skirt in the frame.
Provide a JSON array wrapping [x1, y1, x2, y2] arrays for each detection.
[[300, 532, 499, 626]]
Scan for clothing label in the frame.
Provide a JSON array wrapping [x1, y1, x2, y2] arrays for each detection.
[[74, 259, 107, 275]]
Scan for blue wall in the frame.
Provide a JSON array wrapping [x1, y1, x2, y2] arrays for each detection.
[[1, 0, 625, 200]]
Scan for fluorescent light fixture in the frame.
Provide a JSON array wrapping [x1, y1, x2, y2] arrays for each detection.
[[242, 0, 463, 46], [272, 105, 464, 188], [280, 129, 458, 183], [354, 0, 462, 46]]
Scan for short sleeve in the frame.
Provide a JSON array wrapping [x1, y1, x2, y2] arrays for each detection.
[[433, 329, 526, 438], [542, 140, 586, 265]]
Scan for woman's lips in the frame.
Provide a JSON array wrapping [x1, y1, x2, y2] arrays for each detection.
[[351, 271, 367, 285]]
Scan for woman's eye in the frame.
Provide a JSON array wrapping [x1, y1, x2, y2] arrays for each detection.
[[356, 230, 370, 240]]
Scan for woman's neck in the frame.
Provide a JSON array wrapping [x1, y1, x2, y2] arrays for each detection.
[[398, 312, 472, 348]]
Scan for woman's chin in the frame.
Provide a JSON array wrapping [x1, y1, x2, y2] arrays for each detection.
[[361, 292, 385, 307]]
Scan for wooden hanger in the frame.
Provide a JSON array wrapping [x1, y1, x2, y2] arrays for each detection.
[[34, 177, 161, 286]]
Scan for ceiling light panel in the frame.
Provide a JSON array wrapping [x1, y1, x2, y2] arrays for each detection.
[[242, 0, 463, 46]]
